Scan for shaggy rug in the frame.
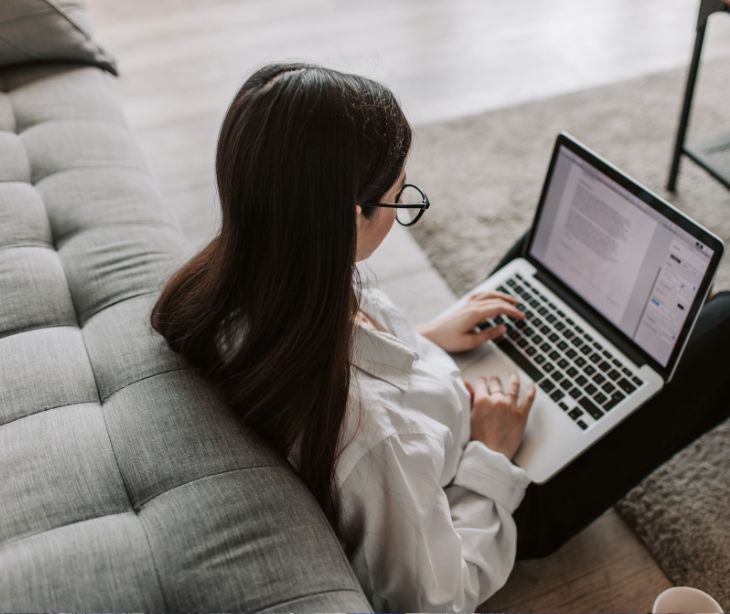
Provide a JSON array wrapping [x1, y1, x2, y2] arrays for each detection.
[[407, 59, 730, 603]]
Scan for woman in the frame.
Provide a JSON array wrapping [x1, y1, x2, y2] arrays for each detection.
[[151, 63, 730, 612]]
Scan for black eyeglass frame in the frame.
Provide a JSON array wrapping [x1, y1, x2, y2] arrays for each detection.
[[361, 183, 430, 226]]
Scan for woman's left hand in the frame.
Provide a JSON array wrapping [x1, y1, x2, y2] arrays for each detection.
[[416, 290, 524, 353]]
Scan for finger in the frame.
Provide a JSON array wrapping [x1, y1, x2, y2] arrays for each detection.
[[520, 382, 537, 415], [475, 376, 489, 399], [464, 380, 475, 405], [467, 324, 506, 349], [507, 372, 520, 399], [469, 290, 519, 304], [471, 301, 525, 322], [486, 375, 503, 395]]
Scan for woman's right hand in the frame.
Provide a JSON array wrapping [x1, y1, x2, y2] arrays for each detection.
[[464, 373, 536, 460]]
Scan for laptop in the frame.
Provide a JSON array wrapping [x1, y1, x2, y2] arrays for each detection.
[[438, 133, 724, 483]]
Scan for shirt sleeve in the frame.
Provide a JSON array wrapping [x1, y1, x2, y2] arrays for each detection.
[[339, 429, 532, 612]]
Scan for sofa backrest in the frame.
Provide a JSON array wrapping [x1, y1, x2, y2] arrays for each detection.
[[0, 4, 371, 611]]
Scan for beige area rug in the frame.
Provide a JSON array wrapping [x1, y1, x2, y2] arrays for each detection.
[[407, 59, 730, 603]]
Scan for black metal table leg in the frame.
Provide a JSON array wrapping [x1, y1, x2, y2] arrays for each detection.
[[667, 19, 707, 192]]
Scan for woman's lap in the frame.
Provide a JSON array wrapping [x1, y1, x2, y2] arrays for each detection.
[[486, 231, 730, 559]]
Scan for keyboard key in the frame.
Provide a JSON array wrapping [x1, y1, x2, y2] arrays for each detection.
[[548, 332, 560, 343], [557, 358, 569, 369], [535, 354, 546, 365], [576, 375, 588, 387], [612, 358, 622, 369], [548, 350, 560, 360], [506, 279, 516, 287], [540, 324, 551, 335], [617, 378, 636, 394], [569, 408, 583, 420], [572, 337, 583, 348], [555, 321, 566, 331], [594, 373, 606, 385], [575, 356, 587, 368], [540, 342, 551, 353], [605, 393, 625, 411], [558, 401, 570, 411], [533, 317, 543, 327], [566, 348, 577, 359], [608, 369, 621, 381], [585, 383, 597, 396], [584, 365, 596, 376], [595, 392, 608, 405], [550, 389, 564, 402], [546, 313, 556, 323], [631, 375, 643, 386], [543, 363, 555, 373], [540, 379, 555, 393], [569, 387, 582, 400], [589, 352, 601, 363], [578, 397, 604, 420], [496, 338, 543, 383], [552, 371, 564, 382], [558, 340, 568, 351], [584, 334, 593, 343], [577, 419, 588, 430], [559, 379, 572, 391], [564, 330, 575, 340], [599, 360, 611, 371], [532, 334, 543, 345], [601, 381, 616, 394], [575, 325, 584, 334], [525, 346, 537, 357], [621, 367, 632, 378], [566, 366, 578, 378], [580, 345, 592, 355]]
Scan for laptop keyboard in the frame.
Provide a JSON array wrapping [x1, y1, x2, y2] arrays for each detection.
[[477, 273, 644, 431]]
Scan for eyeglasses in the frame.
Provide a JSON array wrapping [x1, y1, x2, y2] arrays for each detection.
[[362, 183, 430, 227]]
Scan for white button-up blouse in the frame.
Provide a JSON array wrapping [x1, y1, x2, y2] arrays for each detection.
[[337, 284, 532, 612]]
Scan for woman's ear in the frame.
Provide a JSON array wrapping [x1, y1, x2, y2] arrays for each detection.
[[355, 204, 362, 216]]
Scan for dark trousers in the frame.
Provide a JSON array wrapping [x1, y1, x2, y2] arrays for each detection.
[[487, 231, 730, 559]]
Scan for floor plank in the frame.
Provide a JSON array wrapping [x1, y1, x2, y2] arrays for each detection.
[[481, 509, 672, 612]]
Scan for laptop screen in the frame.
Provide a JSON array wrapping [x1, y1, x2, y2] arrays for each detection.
[[529, 144, 715, 367]]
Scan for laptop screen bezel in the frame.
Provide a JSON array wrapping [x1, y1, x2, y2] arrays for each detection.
[[523, 132, 724, 381]]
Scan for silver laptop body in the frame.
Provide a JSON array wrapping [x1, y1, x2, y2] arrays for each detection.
[[439, 133, 724, 483]]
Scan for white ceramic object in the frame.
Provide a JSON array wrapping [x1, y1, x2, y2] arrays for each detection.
[[652, 586, 724, 613]]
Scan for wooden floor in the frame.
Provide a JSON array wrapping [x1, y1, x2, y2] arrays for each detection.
[[85, 1, 730, 610]]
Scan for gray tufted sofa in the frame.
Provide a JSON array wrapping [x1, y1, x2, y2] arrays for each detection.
[[0, 2, 371, 611]]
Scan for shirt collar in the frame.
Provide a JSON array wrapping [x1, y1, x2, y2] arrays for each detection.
[[351, 288, 419, 392]]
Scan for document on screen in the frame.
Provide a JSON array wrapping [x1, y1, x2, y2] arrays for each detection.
[[540, 165, 657, 326]]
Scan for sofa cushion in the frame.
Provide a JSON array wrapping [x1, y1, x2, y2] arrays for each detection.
[[0, 1, 117, 75], [0, 61, 371, 611]]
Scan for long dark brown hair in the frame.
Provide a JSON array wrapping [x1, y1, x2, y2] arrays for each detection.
[[150, 63, 411, 539]]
